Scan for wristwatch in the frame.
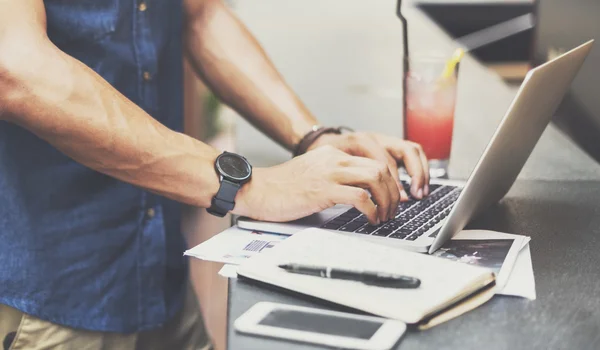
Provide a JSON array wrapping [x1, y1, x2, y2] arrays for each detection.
[[207, 151, 253, 217]]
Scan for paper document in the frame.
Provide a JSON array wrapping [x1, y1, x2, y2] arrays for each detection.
[[187, 226, 535, 299], [184, 226, 287, 265], [431, 230, 526, 290], [218, 264, 239, 278], [499, 243, 536, 300]]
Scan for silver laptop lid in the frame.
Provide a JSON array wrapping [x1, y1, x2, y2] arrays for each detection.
[[429, 40, 594, 254]]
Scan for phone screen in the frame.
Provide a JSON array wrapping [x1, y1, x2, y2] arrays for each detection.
[[258, 308, 384, 340]]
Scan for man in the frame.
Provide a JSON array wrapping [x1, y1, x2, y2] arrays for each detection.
[[0, 0, 429, 349]]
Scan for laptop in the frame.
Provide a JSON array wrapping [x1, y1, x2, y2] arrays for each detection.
[[237, 40, 593, 254]]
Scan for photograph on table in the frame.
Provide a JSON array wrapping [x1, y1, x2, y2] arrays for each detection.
[[432, 239, 514, 275]]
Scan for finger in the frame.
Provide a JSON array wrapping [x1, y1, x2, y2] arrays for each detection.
[[346, 155, 399, 222], [352, 136, 401, 188], [417, 145, 431, 195], [333, 166, 392, 223], [384, 151, 408, 206], [399, 181, 409, 201], [383, 153, 402, 218], [349, 138, 402, 217], [332, 185, 379, 225], [333, 161, 394, 223], [389, 144, 426, 199]]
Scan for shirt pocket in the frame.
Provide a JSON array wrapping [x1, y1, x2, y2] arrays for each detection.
[[44, 0, 119, 45]]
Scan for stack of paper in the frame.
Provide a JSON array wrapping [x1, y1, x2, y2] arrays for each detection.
[[184, 226, 536, 300]]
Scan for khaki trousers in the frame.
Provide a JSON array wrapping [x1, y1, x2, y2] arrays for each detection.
[[0, 285, 212, 350]]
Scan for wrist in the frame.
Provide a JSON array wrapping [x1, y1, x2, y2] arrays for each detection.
[[290, 122, 318, 149], [202, 152, 222, 207], [206, 151, 253, 217], [306, 133, 339, 152], [293, 126, 354, 157], [231, 168, 263, 218]]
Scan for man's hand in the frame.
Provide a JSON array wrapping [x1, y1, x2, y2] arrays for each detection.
[[233, 145, 401, 225], [308, 132, 430, 199], [182, 1, 428, 211]]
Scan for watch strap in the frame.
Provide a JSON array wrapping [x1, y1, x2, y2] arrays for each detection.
[[207, 179, 241, 217], [293, 126, 354, 157]]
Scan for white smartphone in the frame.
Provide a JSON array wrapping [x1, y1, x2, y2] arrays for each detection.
[[234, 302, 406, 350]]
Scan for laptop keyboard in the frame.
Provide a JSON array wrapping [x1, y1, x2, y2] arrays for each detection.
[[321, 181, 461, 241]]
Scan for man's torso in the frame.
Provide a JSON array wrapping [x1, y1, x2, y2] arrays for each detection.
[[0, 0, 188, 333]]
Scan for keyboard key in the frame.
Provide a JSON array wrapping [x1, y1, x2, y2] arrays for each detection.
[[372, 228, 393, 237], [355, 225, 378, 235], [393, 210, 418, 225], [339, 222, 363, 232], [339, 211, 360, 221], [395, 201, 416, 217], [413, 217, 427, 225], [333, 216, 353, 225], [383, 222, 400, 230], [346, 207, 361, 215], [330, 207, 366, 225], [406, 234, 419, 241], [392, 189, 452, 223], [394, 227, 414, 235], [432, 214, 445, 224], [403, 222, 420, 231], [413, 227, 429, 237], [322, 219, 346, 227], [429, 184, 443, 192], [322, 222, 343, 230], [389, 231, 410, 239], [354, 215, 368, 223]]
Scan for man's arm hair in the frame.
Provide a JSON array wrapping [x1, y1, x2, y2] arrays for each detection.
[[0, 0, 220, 208], [183, 0, 320, 151]]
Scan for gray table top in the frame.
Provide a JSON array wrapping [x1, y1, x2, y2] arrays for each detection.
[[227, 180, 600, 350]]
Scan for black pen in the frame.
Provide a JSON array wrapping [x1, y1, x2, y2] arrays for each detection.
[[278, 263, 421, 289]]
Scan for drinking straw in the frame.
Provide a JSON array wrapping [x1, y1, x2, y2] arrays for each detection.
[[396, 0, 409, 139]]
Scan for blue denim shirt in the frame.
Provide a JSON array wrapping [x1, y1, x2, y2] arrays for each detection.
[[0, 0, 187, 332]]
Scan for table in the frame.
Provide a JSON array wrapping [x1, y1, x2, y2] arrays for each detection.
[[227, 180, 600, 350], [224, 1, 600, 349]]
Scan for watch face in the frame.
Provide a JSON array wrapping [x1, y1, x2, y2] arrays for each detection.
[[217, 153, 251, 181]]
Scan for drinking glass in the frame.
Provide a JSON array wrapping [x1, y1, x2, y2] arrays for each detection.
[[405, 55, 459, 179]]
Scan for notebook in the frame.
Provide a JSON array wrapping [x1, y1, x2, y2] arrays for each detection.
[[236, 228, 496, 329]]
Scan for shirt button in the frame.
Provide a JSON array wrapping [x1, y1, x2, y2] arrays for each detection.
[[146, 208, 155, 219], [143, 71, 152, 82], [138, 2, 148, 12]]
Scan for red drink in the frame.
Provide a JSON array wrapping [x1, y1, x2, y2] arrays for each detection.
[[405, 104, 455, 160], [404, 57, 459, 178]]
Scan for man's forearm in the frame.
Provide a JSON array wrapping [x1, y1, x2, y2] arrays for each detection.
[[0, 33, 220, 208], [184, 0, 319, 151]]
